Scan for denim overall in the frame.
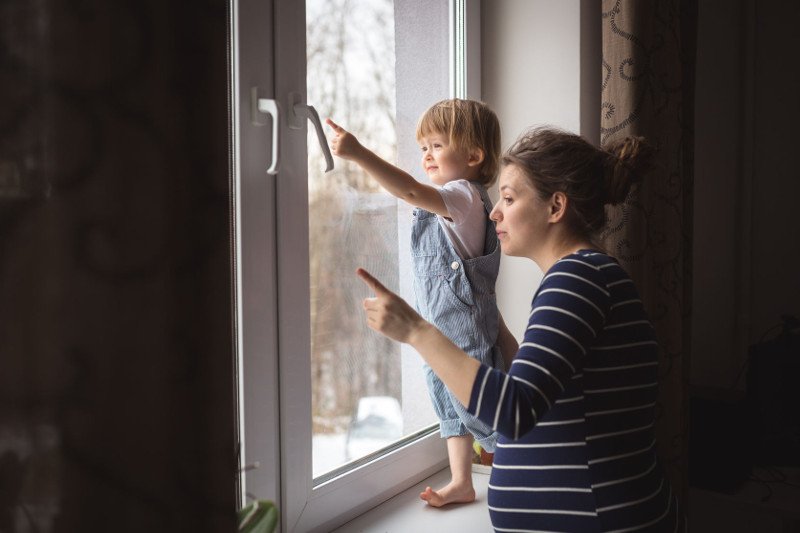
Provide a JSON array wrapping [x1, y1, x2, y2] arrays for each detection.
[[411, 183, 502, 451]]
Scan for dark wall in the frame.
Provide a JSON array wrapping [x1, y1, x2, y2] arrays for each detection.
[[692, 0, 800, 387], [750, 1, 800, 341], [0, 2, 237, 532]]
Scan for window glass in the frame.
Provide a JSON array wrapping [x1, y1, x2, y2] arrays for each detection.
[[305, 0, 445, 478]]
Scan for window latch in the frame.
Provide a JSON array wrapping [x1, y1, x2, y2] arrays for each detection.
[[288, 92, 334, 173], [251, 87, 280, 175]]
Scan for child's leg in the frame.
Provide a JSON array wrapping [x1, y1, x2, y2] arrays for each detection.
[[419, 375, 498, 506], [420, 366, 477, 507], [419, 434, 476, 507]]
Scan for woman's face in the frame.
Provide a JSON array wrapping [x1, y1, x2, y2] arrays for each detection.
[[490, 164, 551, 259]]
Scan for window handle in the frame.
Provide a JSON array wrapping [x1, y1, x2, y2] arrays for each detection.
[[289, 92, 334, 173], [251, 87, 280, 175]]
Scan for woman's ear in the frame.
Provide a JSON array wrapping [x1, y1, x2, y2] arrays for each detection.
[[467, 147, 485, 167], [549, 192, 568, 223]]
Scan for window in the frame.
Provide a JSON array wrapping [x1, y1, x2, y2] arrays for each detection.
[[305, 0, 435, 481], [232, 0, 481, 530]]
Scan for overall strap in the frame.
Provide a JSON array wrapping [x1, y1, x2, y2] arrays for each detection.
[[471, 181, 496, 215], [470, 182, 499, 257]]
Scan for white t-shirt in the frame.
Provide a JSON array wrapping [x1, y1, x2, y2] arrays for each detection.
[[436, 179, 487, 259]]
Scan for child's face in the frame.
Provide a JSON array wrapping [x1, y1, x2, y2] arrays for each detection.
[[418, 132, 476, 186]]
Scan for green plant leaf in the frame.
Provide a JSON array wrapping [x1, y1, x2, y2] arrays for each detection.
[[238, 500, 278, 533]]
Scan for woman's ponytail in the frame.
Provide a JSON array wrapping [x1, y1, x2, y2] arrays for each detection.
[[602, 136, 655, 205]]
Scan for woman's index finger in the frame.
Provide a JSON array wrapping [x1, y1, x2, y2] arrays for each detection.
[[356, 268, 389, 296]]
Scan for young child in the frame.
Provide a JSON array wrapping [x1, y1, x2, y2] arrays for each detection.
[[327, 99, 518, 508]]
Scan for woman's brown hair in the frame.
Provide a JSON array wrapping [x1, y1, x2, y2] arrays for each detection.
[[502, 126, 655, 239]]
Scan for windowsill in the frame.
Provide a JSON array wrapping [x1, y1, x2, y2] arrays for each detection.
[[332, 465, 494, 532]]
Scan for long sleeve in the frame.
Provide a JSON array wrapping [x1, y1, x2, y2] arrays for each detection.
[[468, 255, 610, 440]]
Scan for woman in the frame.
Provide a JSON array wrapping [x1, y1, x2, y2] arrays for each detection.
[[357, 126, 684, 532]]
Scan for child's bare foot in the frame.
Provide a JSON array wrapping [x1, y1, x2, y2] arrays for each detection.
[[419, 480, 476, 507]]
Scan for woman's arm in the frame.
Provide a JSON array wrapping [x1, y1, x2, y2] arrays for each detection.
[[357, 268, 478, 406], [356, 256, 610, 440], [468, 257, 609, 439], [326, 119, 449, 217]]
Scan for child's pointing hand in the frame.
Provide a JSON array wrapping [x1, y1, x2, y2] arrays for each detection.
[[326, 118, 364, 161], [356, 268, 427, 344]]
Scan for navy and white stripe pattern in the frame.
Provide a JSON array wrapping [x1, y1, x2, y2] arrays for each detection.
[[468, 250, 683, 532]]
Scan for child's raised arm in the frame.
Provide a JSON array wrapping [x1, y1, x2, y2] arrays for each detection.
[[326, 118, 449, 217]]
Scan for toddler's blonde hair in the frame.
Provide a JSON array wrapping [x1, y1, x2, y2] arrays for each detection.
[[415, 99, 501, 187]]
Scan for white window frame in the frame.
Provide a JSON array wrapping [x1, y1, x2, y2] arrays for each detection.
[[232, 1, 482, 531], [450, 0, 482, 100]]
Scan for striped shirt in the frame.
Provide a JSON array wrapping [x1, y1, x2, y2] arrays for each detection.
[[468, 250, 683, 532]]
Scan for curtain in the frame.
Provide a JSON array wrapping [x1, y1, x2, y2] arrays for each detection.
[[0, 2, 236, 531], [600, 0, 697, 506]]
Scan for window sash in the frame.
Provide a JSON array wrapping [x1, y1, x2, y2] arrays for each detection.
[[233, 0, 482, 530]]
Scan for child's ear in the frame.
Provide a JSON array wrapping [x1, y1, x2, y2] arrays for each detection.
[[467, 148, 485, 167]]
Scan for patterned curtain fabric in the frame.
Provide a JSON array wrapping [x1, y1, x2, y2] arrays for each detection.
[[600, 0, 697, 505]]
